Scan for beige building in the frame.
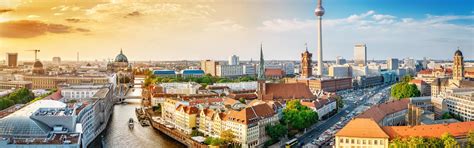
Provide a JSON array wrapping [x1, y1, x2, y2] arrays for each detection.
[[335, 118, 390, 148], [201, 60, 218, 76], [174, 104, 199, 134], [24, 75, 110, 89]]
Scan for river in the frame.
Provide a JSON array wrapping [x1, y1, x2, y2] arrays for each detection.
[[89, 79, 186, 148]]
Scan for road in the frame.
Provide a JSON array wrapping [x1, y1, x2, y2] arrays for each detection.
[[297, 85, 390, 147]]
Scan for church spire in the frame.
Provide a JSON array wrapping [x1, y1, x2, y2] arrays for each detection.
[[305, 43, 308, 52], [258, 43, 265, 80]]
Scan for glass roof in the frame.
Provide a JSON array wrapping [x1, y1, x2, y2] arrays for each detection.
[[0, 100, 66, 137]]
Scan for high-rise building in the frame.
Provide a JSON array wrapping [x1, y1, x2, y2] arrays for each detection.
[[52, 57, 61, 65], [336, 56, 346, 65], [301, 44, 313, 78], [387, 58, 399, 70], [354, 44, 367, 66], [452, 49, 464, 80], [6, 53, 17, 67], [200, 60, 218, 76], [314, 0, 325, 76], [228, 55, 239, 65]]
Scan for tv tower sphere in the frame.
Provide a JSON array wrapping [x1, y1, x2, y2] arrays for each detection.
[[314, 0, 325, 16]]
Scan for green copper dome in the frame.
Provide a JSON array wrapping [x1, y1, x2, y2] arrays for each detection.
[[115, 49, 128, 63]]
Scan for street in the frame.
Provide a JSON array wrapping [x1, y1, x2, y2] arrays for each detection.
[[296, 85, 392, 147]]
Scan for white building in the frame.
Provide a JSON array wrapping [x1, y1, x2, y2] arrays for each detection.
[[216, 65, 243, 77], [328, 65, 350, 78], [354, 44, 367, 66], [443, 88, 474, 121], [387, 58, 399, 70], [229, 55, 239, 65], [212, 81, 257, 91], [243, 64, 256, 75], [160, 82, 201, 95]]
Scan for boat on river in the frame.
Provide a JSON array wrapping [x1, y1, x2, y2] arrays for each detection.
[[128, 118, 134, 129]]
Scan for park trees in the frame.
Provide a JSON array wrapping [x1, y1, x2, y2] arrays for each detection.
[[391, 75, 421, 100], [283, 100, 318, 130]]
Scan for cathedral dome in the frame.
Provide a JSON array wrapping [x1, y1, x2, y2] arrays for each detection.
[[33, 60, 43, 68], [454, 49, 463, 57], [115, 49, 128, 63]]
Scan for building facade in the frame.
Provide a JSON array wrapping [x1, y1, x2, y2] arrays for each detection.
[[354, 44, 367, 66], [201, 60, 219, 76]]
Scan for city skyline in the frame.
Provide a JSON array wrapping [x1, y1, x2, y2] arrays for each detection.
[[0, 0, 472, 61]]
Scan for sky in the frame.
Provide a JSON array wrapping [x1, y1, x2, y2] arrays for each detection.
[[0, 0, 473, 61]]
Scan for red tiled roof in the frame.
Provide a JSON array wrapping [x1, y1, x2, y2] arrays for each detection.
[[228, 93, 258, 100], [357, 99, 409, 123], [265, 68, 285, 77], [336, 118, 390, 138], [44, 90, 63, 100], [263, 83, 314, 100], [225, 103, 275, 124], [418, 69, 432, 75], [382, 121, 474, 139]]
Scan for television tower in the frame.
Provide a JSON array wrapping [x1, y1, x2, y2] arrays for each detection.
[[315, 0, 325, 76]]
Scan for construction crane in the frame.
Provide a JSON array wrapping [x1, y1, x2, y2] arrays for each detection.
[[25, 49, 40, 61]]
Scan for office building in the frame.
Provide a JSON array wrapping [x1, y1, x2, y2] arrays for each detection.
[[354, 44, 367, 66], [52, 57, 61, 65], [328, 65, 351, 78], [243, 64, 256, 75], [336, 56, 347, 65], [387, 58, 398, 70], [201, 60, 218, 76], [216, 65, 243, 78], [228, 55, 239, 65], [6, 53, 17, 67]]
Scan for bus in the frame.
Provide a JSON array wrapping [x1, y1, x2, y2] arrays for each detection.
[[285, 138, 298, 148]]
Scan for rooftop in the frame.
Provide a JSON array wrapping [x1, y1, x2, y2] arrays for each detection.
[[357, 99, 409, 123], [382, 121, 474, 139], [335, 118, 389, 138]]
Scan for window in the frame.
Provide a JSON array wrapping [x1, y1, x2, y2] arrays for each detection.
[[374, 140, 377, 145], [363, 140, 366, 144], [368, 140, 372, 145], [351, 139, 355, 144], [380, 140, 383, 145], [357, 139, 360, 144], [346, 139, 349, 144], [340, 138, 344, 143]]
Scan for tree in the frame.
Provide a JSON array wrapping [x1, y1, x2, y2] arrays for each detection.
[[238, 98, 246, 104], [220, 129, 235, 144], [334, 95, 344, 110], [391, 81, 421, 100], [266, 124, 288, 141], [442, 112, 453, 119], [468, 130, 474, 147], [441, 133, 458, 148], [426, 137, 444, 148], [283, 100, 318, 130], [407, 136, 425, 148]]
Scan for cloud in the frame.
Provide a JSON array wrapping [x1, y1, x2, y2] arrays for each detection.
[[76, 28, 91, 32], [0, 8, 13, 14], [0, 20, 90, 38], [65, 18, 84, 23], [27, 15, 41, 19], [125, 11, 141, 17], [54, 13, 64, 16], [258, 19, 314, 32], [204, 19, 245, 32]]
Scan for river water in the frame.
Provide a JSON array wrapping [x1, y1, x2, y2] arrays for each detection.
[[89, 80, 186, 148]]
